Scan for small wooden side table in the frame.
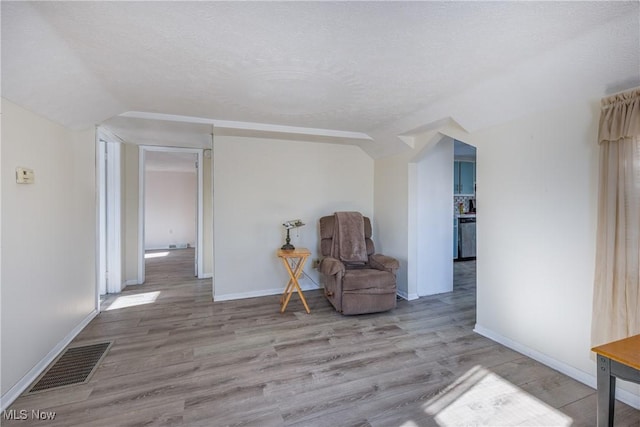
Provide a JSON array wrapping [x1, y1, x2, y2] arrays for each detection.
[[276, 248, 311, 314], [592, 334, 640, 427]]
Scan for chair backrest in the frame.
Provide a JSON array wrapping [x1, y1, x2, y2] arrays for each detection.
[[319, 215, 375, 258]]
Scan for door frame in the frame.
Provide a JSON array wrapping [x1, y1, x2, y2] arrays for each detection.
[[138, 146, 204, 284], [96, 127, 124, 304]]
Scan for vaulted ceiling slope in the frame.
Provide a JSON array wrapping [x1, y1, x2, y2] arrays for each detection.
[[2, 1, 639, 157]]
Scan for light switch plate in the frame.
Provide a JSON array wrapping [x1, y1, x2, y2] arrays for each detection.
[[16, 167, 35, 184]]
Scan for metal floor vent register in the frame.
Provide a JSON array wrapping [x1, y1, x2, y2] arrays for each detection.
[[27, 342, 112, 394]]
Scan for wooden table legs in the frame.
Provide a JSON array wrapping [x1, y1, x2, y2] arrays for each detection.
[[277, 249, 310, 314]]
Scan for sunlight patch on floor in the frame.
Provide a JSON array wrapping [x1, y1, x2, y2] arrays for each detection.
[[106, 291, 160, 311], [424, 365, 573, 426], [145, 251, 170, 259]]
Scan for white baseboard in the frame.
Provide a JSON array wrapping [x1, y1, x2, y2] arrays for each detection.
[[214, 283, 320, 302], [0, 309, 99, 411], [125, 275, 212, 285], [396, 289, 419, 301], [145, 245, 191, 251], [474, 324, 640, 410]]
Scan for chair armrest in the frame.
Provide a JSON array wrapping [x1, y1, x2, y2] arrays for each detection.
[[369, 254, 399, 274], [319, 257, 345, 276]]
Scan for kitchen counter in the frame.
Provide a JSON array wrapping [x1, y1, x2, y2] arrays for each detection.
[[457, 213, 476, 219]]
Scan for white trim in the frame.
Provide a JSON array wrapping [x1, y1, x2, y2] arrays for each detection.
[[96, 127, 123, 294], [95, 132, 106, 308], [145, 245, 192, 251], [106, 142, 122, 293], [196, 150, 204, 278], [396, 290, 419, 301], [124, 279, 139, 286], [214, 283, 320, 302], [210, 138, 216, 301], [119, 111, 373, 142], [138, 146, 204, 282], [97, 126, 125, 144], [474, 324, 640, 410], [0, 310, 98, 411], [407, 162, 418, 298], [96, 127, 124, 298], [138, 148, 145, 285]]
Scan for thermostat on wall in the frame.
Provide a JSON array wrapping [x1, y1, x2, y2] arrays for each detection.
[[16, 167, 35, 184]]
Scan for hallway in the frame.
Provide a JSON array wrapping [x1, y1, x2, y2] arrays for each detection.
[[144, 248, 197, 283]]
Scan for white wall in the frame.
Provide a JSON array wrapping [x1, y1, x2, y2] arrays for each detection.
[[375, 127, 465, 299], [472, 100, 639, 402], [375, 149, 412, 298], [1, 99, 97, 403], [144, 170, 197, 250], [374, 103, 639, 405], [416, 136, 454, 296], [213, 136, 373, 300]]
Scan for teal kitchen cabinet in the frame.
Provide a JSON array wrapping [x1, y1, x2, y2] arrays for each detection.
[[454, 161, 475, 195]]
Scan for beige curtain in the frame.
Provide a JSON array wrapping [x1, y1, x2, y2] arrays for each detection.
[[591, 88, 640, 346]]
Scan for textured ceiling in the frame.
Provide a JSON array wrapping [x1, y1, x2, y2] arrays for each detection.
[[2, 1, 639, 157]]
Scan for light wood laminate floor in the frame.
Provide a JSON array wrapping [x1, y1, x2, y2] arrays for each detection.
[[5, 249, 639, 426]]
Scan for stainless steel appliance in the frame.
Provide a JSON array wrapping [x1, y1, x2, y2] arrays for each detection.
[[459, 217, 476, 259]]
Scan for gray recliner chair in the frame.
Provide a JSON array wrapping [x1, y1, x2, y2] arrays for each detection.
[[318, 212, 399, 315]]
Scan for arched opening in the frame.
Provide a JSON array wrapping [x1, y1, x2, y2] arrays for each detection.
[[408, 134, 477, 298]]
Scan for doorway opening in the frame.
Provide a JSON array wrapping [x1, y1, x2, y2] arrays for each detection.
[[408, 134, 477, 299], [138, 146, 204, 284], [453, 140, 477, 262]]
